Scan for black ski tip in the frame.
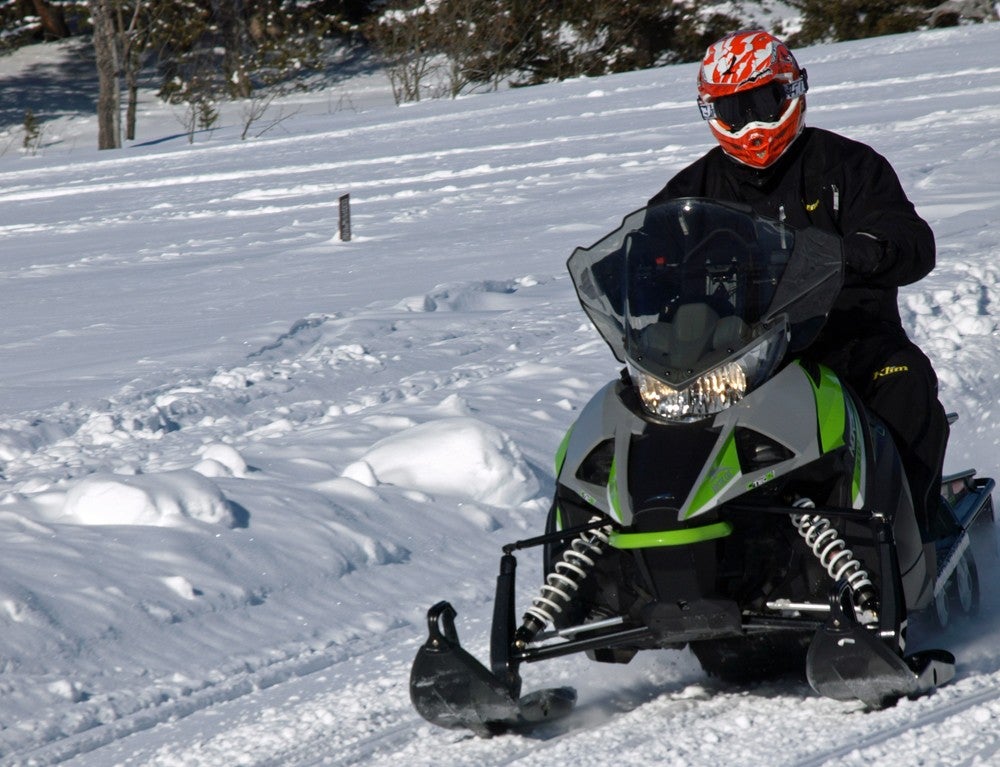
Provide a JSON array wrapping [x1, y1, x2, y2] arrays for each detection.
[[409, 602, 578, 736], [410, 601, 521, 735]]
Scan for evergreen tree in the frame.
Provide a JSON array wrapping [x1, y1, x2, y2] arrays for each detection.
[[787, 0, 938, 45], [512, 0, 742, 83], [364, 0, 745, 97], [153, 2, 331, 108]]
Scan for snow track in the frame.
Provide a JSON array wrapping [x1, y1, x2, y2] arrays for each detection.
[[7, 643, 349, 766], [790, 670, 1000, 766]]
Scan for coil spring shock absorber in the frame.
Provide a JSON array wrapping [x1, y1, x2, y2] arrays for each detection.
[[791, 498, 876, 610], [518, 516, 613, 642]]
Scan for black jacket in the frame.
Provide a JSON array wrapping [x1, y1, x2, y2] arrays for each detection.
[[648, 127, 935, 348]]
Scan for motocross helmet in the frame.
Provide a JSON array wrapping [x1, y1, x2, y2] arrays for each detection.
[[697, 30, 808, 169]]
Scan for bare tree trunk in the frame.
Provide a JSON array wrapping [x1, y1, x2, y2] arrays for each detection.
[[125, 77, 138, 141], [91, 0, 122, 150], [121, 2, 144, 142], [31, 0, 70, 39]]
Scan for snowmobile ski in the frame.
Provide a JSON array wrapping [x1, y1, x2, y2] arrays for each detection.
[[410, 601, 575, 735], [806, 579, 955, 708]]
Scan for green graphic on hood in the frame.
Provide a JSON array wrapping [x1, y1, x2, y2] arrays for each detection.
[[685, 431, 740, 519], [608, 455, 623, 522], [802, 363, 847, 454]]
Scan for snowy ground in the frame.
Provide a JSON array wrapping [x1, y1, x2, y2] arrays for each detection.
[[0, 22, 998, 766]]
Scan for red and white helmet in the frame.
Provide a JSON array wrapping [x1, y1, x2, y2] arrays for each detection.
[[696, 30, 808, 169]]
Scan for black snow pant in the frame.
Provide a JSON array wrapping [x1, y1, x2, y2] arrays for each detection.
[[808, 325, 950, 541]]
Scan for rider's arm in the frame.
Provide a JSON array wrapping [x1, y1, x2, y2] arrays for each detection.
[[840, 148, 935, 288]]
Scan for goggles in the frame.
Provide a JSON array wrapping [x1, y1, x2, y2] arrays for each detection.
[[698, 71, 808, 132]]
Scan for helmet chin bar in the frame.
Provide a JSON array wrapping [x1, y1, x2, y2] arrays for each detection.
[[709, 97, 805, 169]]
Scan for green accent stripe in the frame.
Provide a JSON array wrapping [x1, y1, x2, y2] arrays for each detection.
[[609, 521, 733, 549], [846, 397, 865, 508], [685, 431, 740, 519], [802, 362, 847, 454], [608, 456, 622, 521], [554, 427, 573, 475]]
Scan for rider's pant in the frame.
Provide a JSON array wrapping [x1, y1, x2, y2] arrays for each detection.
[[809, 327, 950, 540]]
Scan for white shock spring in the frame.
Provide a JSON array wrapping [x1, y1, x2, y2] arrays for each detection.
[[791, 498, 875, 606], [522, 517, 612, 632]]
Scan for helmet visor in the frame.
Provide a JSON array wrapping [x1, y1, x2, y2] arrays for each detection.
[[699, 72, 808, 132]]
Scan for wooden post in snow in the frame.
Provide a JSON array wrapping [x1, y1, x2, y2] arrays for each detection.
[[339, 194, 352, 242]]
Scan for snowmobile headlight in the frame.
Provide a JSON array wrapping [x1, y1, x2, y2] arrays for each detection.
[[631, 363, 747, 421], [630, 323, 788, 421]]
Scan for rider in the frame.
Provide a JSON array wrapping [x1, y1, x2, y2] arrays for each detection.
[[649, 29, 949, 540]]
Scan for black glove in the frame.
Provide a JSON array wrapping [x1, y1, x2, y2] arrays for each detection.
[[844, 231, 887, 275]]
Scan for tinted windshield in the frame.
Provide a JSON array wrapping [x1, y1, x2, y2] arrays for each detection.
[[568, 198, 842, 385]]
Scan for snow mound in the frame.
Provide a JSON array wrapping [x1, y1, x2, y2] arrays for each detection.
[[396, 278, 536, 313], [193, 443, 251, 478], [62, 470, 243, 528], [342, 416, 538, 506]]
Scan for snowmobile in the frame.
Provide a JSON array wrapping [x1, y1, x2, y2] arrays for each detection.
[[410, 198, 996, 735]]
